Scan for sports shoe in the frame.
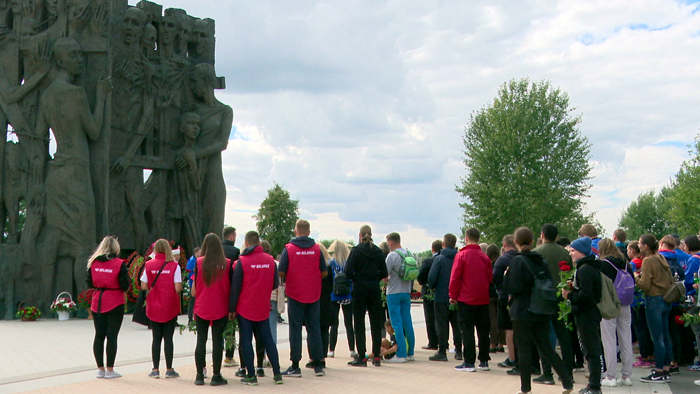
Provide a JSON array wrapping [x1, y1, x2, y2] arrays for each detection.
[[104, 370, 122, 379], [455, 350, 463, 360], [165, 370, 179, 378], [408, 355, 415, 361], [618, 377, 632, 386], [327, 351, 335, 358], [489, 347, 498, 353], [640, 369, 668, 383], [350, 351, 358, 358], [240, 376, 258, 385], [348, 357, 367, 367], [194, 373, 205, 385], [210, 374, 228, 386], [235, 368, 246, 377], [455, 362, 476, 372], [669, 365, 680, 375], [562, 389, 573, 394], [429, 352, 448, 361], [601, 377, 617, 387], [314, 366, 325, 376], [373, 357, 381, 367], [224, 357, 238, 367], [478, 362, 489, 371], [148, 370, 160, 378], [256, 368, 265, 377], [203, 367, 208, 378], [506, 367, 520, 375], [573, 365, 586, 372], [515, 391, 531, 394], [273, 374, 283, 384], [533, 374, 555, 385], [305, 361, 315, 369], [385, 356, 407, 363], [422, 344, 438, 350], [577, 387, 602, 394], [689, 362, 700, 371], [496, 346, 505, 353], [695, 379, 700, 386], [498, 359, 517, 368], [281, 366, 302, 377], [96, 369, 105, 378]]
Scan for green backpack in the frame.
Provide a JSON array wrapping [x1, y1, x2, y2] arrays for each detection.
[[396, 250, 419, 281], [597, 272, 622, 320]]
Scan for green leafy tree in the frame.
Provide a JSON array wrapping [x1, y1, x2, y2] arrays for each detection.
[[618, 188, 676, 240], [666, 136, 700, 235], [253, 182, 300, 257], [456, 78, 593, 242]]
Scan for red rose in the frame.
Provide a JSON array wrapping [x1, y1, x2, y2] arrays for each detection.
[[675, 315, 685, 325], [560, 264, 571, 272]]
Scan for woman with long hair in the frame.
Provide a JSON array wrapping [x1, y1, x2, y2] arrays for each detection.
[[314, 243, 335, 364], [193, 233, 232, 386], [328, 240, 356, 358], [86, 236, 129, 379], [635, 234, 673, 383], [628, 241, 654, 368], [345, 225, 389, 367], [504, 227, 574, 394], [598, 238, 634, 386], [141, 239, 182, 378]]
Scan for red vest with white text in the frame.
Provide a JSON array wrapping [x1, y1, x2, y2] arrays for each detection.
[[194, 257, 231, 320], [285, 243, 322, 303], [90, 258, 125, 313], [237, 246, 276, 321], [145, 255, 180, 323]]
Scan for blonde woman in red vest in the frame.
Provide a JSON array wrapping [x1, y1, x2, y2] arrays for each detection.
[[192, 233, 233, 386], [86, 236, 129, 379], [140, 239, 183, 379]]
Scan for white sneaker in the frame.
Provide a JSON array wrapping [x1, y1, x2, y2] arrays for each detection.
[[694, 379, 700, 386], [104, 370, 122, 379], [385, 357, 407, 363], [601, 377, 618, 387], [449, 348, 456, 354], [224, 358, 238, 367], [407, 355, 415, 361], [96, 369, 105, 378], [350, 351, 358, 358], [618, 377, 633, 386], [327, 351, 335, 358]]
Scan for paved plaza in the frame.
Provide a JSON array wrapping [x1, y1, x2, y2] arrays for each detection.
[[0, 305, 695, 393]]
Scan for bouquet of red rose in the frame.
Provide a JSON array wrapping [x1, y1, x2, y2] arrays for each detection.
[[77, 289, 95, 310], [557, 261, 574, 330]]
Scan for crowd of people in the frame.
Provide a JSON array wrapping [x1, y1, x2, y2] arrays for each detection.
[[83, 220, 700, 393]]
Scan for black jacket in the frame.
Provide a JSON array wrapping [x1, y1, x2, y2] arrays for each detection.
[[502, 251, 550, 321], [320, 267, 335, 326], [222, 240, 240, 263], [417, 255, 436, 299], [600, 255, 633, 282], [345, 242, 388, 283], [428, 248, 458, 304], [569, 254, 602, 316], [492, 249, 517, 299]]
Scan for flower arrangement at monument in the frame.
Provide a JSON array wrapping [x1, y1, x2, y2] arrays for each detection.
[[16, 306, 41, 321], [556, 261, 574, 330], [50, 297, 77, 313], [77, 289, 95, 310], [126, 252, 144, 302]]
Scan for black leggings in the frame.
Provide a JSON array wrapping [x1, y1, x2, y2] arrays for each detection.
[[195, 315, 227, 375], [152, 317, 178, 370], [93, 307, 124, 368], [330, 301, 355, 352]]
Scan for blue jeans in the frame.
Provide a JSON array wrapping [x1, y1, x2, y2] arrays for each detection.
[[269, 300, 278, 344], [645, 295, 672, 370], [239, 315, 281, 377], [386, 293, 415, 358]]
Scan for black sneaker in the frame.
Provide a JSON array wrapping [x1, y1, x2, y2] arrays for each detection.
[[498, 359, 517, 368], [281, 366, 302, 377], [305, 361, 315, 369], [454, 350, 463, 361], [348, 357, 367, 367], [235, 368, 246, 377], [314, 366, 325, 376], [669, 365, 680, 375], [506, 367, 520, 375], [533, 374, 555, 385], [210, 374, 228, 386], [273, 374, 283, 384], [372, 357, 381, 367], [240, 376, 258, 385], [194, 373, 205, 385], [640, 369, 668, 383], [578, 387, 602, 394], [256, 368, 265, 377], [429, 352, 448, 362]]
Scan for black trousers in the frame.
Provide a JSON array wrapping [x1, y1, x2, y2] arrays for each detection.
[[330, 301, 355, 352], [575, 310, 602, 391], [513, 319, 574, 393], [288, 298, 323, 363], [152, 317, 177, 370], [434, 302, 462, 353], [457, 302, 490, 364], [93, 307, 124, 368], [195, 315, 227, 375], [541, 313, 574, 377], [352, 281, 385, 358], [239, 325, 260, 369], [239, 315, 281, 377], [423, 298, 438, 348]]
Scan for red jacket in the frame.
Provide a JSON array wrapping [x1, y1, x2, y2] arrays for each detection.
[[449, 244, 492, 305]]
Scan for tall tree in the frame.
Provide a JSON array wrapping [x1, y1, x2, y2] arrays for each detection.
[[618, 188, 676, 240], [254, 182, 300, 257], [666, 136, 700, 236], [456, 78, 593, 242]]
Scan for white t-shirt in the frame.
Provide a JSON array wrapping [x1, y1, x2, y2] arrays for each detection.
[[140, 264, 182, 284]]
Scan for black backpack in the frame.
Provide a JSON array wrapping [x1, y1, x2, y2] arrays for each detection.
[[332, 261, 351, 296], [522, 257, 558, 315]]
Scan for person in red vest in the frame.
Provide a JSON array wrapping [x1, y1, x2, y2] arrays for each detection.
[[278, 219, 328, 377], [140, 239, 183, 379], [229, 231, 283, 385], [192, 233, 233, 386], [86, 236, 129, 379]]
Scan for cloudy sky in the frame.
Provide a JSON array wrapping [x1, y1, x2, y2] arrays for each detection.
[[152, 0, 700, 251]]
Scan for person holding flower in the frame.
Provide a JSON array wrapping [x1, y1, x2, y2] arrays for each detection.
[[86, 236, 129, 379], [141, 239, 183, 379]]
